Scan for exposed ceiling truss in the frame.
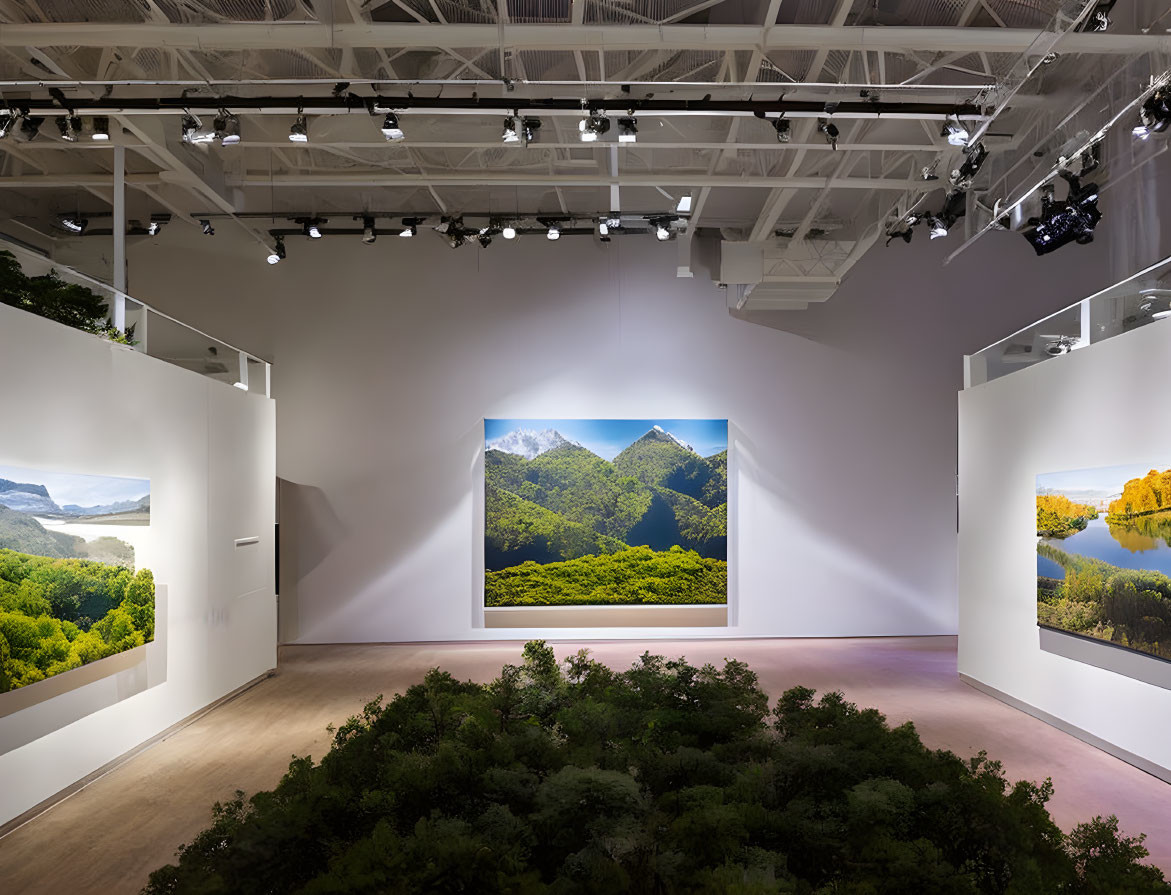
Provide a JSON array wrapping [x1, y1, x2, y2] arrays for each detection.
[[0, 0, 1166, 309]]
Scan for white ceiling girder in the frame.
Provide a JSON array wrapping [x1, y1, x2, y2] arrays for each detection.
[[235, 172, 924, 189], [0, 23, 1166, 55]]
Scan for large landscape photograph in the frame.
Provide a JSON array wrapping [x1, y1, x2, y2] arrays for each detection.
[[1037, 464, 1171, 661], [0, 464, 154, 693], [485, 419, 728, 607]]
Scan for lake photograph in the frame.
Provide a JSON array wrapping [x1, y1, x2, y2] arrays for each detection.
[[0, 463, 155, 693], [1037, 463, 1171, 661], [484, 419, 727, 607]]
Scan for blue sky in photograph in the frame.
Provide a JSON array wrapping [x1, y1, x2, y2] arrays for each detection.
[[0, 464, 149, 506], [486, 418, 727, 461], [1037, 463, 1169, 496]]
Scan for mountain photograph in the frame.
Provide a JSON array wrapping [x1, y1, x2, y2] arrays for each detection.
[[484, 419, 727, 607], [0, 464, 154, 693]]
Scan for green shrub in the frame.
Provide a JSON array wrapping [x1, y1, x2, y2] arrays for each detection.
[[145, 643, 1168, 895]]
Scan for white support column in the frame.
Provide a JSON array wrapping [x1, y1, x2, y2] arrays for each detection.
[[609, 145, 620, 214], [235, 351, 249, 391], [264, 362, 272, 398], [112, 144, 126, 333]]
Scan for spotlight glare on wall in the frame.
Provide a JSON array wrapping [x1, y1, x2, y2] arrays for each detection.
[[90, 116, 110, 141], [200, 219, 215, 236], [362, 216, 377, 244], [288, 113, 309, 143], [579, 114, 610, 142], [267, 236, 286, 264], [380, 113, 405, 141], [617, 117, 638, 143]]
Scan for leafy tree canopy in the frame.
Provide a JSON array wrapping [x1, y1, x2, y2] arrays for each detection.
[[0, 250, 134, 344], [145, 643, 1167, 895]]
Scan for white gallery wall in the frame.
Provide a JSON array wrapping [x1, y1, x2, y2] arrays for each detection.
[[0, 303, 277, 827], [958, 318, 1171, 777], [120, 221, 1116, 645]]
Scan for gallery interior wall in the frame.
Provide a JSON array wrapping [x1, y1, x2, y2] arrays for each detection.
[[0, 303, 277, 827], [958, 316, 1171, 777], [119, 218, 1116, 645]]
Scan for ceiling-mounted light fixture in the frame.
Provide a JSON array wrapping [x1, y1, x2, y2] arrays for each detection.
[[200, 219, 215, 236], [0, 113, 13, 140], [380, 113, 405, 142], [361, 216, 377, 244], [90, 116, 110, 141], [521, 117, 541, 145], [579, 112, 610, 143], [502, 116, 520, 144], [501, 222, 517, 240], [146, 215, 168, 237], [214, 110, 240, 145], [289, 112, 309, 143], [59, 215, 87, 234], [1020, 170, 1101, 255], [606, 214, 622, 230], [56, 115, 81, 142], [304, 220, 323, 239], [597, 219, 611, 242], [181, 113, 216, 145], [617, 117, 638, 143], [772, 118, 791, 143], [399, 217, 419, 237], [817, 119, 839, 150], [676, 194, 693, 214], [267, 236, 286, 264], [650, 216, 674, 241], [545, 223, 561, 240], [478, 227, 494, 248], [1135, 86, 1171, 140], [941, 115, 969, 147]]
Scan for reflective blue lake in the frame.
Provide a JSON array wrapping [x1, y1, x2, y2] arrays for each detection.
[[1038, 513, 1171, 579]]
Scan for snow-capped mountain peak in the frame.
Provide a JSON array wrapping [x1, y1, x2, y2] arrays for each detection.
[[651, 425, 696, 453], [487, 428, 579, 460]]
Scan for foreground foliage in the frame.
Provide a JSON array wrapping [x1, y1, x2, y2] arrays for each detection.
[[1038, 543, 1171, 660], [1037, 494, 1098, 538], [146, 643, 1166, 894], [0, 249, 134, 344], [0, 548, 154, 691]]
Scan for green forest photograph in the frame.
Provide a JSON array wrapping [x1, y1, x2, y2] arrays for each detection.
[[1037, 464, 1171, 662], [0, 463, 154, 693], [485, 419, 727, 607]]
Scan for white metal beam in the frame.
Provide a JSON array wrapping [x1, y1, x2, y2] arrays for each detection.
[[0, 24, 1164, 55], [234, 172, 922, 189]]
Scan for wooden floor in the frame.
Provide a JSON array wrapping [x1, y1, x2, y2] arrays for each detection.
[[1, 636, 1169, 893]]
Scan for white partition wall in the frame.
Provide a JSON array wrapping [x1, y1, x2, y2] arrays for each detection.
[[958, 318, 1171, 780], [0, 303, 277, 827]]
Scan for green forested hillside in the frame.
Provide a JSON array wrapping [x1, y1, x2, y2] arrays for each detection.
[[485, 429, 728, 605], [485, 545, 726, 606], [0, 548, 154, 692]]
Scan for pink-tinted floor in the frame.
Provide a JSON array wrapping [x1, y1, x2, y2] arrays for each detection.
[[0, 636, 1168, 893]]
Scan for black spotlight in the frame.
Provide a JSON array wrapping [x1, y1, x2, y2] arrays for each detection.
[[200, 219, 215, 236], [361, 216, 377, 244], [818, 119, 839, 149], [772, 118, 791, 143], [1020, 170, 1101, 256], [1135, 86, 1171, 140]]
